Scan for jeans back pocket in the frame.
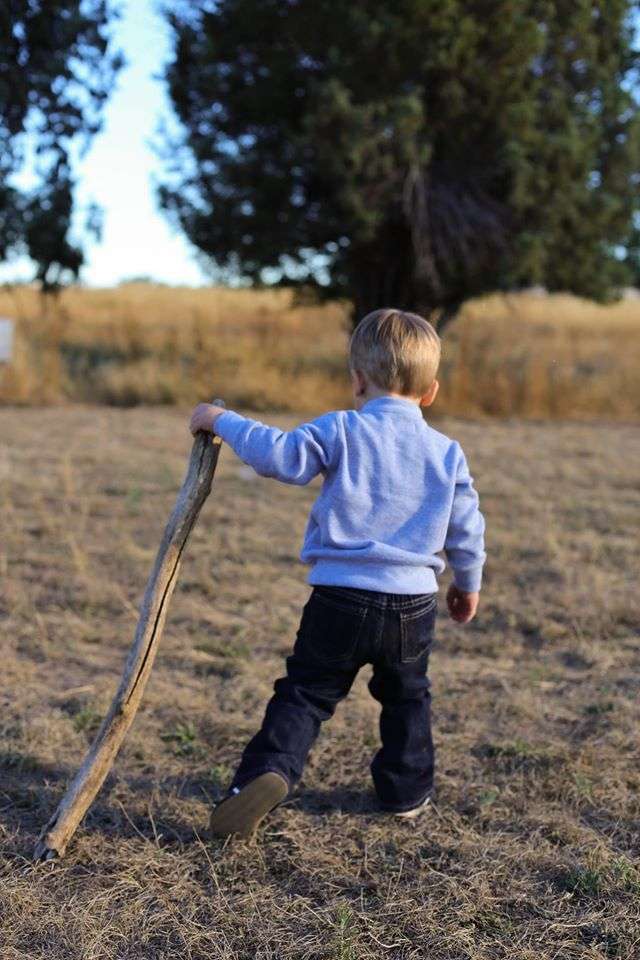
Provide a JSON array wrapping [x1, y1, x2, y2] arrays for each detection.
[[295, 589, 367, 664], [399, 596, 437, 663]]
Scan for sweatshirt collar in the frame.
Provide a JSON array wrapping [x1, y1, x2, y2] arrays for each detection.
[[360, 396, 424, 418]]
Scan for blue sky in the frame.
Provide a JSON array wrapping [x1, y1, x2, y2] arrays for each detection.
[[1, 0, 207, 288]]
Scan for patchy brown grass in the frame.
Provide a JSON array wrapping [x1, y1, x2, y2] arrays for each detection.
[[0, 283, 639, 419], [0, 406, 639, 959]]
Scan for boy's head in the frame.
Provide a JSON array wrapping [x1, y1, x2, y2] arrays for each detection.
[[349, 308, 441, 407]]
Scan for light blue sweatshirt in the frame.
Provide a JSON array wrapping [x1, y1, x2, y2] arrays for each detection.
[[214, 396, 486, 595]]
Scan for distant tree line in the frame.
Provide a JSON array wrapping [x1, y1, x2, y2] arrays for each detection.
[[158, 0, 640, 326], [1, 0, 638, 326], [0, 0, 122, 291]]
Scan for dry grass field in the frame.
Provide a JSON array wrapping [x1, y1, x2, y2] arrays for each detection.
[[1, 283, 639, 419], [1, 405, 639, 959]]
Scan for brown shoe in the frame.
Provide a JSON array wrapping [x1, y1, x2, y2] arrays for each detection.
[[209, 772, 289, 839]]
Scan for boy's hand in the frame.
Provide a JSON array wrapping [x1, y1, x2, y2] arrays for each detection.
[[189, 403, 226, 436], [446, 585, 479, 623]]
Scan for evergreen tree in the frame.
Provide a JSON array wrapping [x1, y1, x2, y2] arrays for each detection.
[[159, 1, 640, 325], [0, 1, 122, 289]]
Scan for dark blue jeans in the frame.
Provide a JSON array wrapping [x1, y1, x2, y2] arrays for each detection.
[[229, 585, 438, 812]]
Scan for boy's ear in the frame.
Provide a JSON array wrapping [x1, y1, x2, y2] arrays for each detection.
[[420, 379, 439, 407], [351, 368, 368, 397]]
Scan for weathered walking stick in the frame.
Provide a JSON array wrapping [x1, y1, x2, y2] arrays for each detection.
[[34, 404, 225, 861]]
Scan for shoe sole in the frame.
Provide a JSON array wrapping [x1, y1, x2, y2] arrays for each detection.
[[209, 772, 289, 839], [392, 796, 431, 819]]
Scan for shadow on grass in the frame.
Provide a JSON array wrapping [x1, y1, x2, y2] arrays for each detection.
[[3, 758, 401, 865], [0, 760, 217, 860], [288, 784, 376, 816]]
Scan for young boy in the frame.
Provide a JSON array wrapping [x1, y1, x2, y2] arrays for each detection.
[[189, 308, 486, 838]]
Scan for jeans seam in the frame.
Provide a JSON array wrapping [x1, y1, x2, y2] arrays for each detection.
[[399, 610, 436, 662], [399, 598, 438, 621], [315, 586, 384, 608], [298, 600, 367, 663], [312, 591, 369, 617], [314, 587, 437, 612]]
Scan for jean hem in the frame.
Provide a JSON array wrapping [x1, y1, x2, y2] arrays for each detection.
[[231, 765, 292, 795]]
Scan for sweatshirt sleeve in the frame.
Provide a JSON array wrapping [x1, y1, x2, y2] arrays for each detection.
[[444, 444, 486, 592], [213, 410, 339, 485]]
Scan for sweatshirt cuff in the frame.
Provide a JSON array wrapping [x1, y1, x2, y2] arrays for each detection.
[[212, 409, 246, 444], [452, 566, 483, 592]]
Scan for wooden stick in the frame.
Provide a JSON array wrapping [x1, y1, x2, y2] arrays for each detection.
[[34, 408, 224, 861]]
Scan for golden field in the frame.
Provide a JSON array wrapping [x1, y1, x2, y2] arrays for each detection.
[[0, 283, 639, 418], [1, 406, 639, 958], [2, 282, 639, 954]]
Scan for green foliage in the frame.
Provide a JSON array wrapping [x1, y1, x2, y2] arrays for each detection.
[[562, 866, 604, 896], [480, 737, 559, 773], [0, 749, 38, 772], [161, 721, 205, 758], [612, 856, 640, 894], [208, 763, 232, 791], [71, 704, 103, 736], [333, 904, 357, 960], [561, 856, 640, 900], [0, 1, 122, 289], [159, 0, 640, 324]]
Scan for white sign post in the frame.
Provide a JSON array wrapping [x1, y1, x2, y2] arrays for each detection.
[[0, 318, 14, 363]]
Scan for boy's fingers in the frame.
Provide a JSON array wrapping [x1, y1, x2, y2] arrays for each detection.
[[447, 588, 476, 623], [190, 417, 204, 436]]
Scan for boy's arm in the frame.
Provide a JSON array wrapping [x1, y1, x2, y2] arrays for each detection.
[[189, 403, 337, 485], [444, 445, 486, 593]]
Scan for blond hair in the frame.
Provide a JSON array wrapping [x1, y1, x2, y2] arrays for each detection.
[[349, 308, 441, 396]]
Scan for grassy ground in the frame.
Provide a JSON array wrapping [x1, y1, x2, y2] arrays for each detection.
[[1, 406, 639, 959]]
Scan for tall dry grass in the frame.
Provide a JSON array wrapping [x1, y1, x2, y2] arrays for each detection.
[[0, 282, 638, 418], [443, 292, 640, 419]]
